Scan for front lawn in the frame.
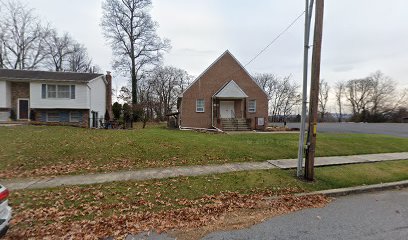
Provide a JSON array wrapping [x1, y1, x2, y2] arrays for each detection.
[[1, 124, 408, 178], [6, 160, 408, 239]]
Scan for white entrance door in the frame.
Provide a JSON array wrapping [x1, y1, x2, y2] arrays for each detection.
[[220, 101, 235, 119]]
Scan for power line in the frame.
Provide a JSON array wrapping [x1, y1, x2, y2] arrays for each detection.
[[244, 10, 306, 67], [203, 9, 307, 93]]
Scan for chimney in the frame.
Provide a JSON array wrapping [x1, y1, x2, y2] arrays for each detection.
[[106, 71, 113, 120]]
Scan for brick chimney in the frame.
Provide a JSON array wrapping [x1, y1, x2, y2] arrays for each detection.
[[106, 71, 113, 120]]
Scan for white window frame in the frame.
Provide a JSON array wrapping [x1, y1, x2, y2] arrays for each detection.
[[47, 84, 71, 99], [69, 111, 81, 123], [57, 85, 70, 98], [47, 85, 57, 98], [248, 100, 256, 113], [46, 112, 60, 122], [196, 99, 205, 113]]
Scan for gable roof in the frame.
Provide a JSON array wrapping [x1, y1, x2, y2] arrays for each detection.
[[180, 50, 269, 98], [214, 80, 248, 99], [0, 69, 104, 82]]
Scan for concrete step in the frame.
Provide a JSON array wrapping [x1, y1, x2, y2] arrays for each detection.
[[223, 128, 251, 131], [221, 118, 250, 131]]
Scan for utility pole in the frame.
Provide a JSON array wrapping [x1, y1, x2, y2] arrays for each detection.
[[297, 0, 315, 177], [305, 0, 324, 181]]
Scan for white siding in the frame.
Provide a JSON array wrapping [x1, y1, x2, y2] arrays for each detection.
[[88, 77, 107, 116], [0, 80, 11, 108], [30, 81, 90, 109]]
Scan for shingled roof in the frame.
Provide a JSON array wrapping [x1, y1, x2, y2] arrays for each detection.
[[0, 69, 104, 82]]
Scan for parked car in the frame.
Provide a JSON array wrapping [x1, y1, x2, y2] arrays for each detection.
[[0, 185, 11, 237]]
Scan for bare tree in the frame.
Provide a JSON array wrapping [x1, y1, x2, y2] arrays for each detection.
[[334, 81, 345, 122], [254, 73, 301, 121], [368, 71, 396, 114], [254, 73, 278, 91], [0, 14, 5, 68], [344, 78, 374, 116], [0, 0, 50, 70], [149, 66, 191, 120], [118, 65, 191, 122], [101, 0, 170, 105], [118, 85, 132, 103], [67, 43, 94, 73], [343, 71, 402, 122], [384, 88, 408, 115], [137, 74, 155, 127], [318, 79, 330, 121], [44, 30, 74, 71], [281, 77, 301, 119]]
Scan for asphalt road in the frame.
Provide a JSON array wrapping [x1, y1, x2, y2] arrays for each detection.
[[272, 122, 408, 138], [126, 189, 408, 240], [203, 189, 408, 240]]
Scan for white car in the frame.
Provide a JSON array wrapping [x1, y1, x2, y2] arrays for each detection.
[[0, 185, 11, 237]]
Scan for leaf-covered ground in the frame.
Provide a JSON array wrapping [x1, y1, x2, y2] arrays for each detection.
[[1, 124, 408, 179], [5, 160, 408, 239]]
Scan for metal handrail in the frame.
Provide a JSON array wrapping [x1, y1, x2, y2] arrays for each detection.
[[231, 109, 235, 119]]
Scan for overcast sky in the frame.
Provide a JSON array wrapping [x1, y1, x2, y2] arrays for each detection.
[[20, 0, 408, 97]]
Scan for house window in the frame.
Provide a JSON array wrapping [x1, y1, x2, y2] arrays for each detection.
[[47, 85, 57, 98], [196, 99, 205, 112], [46, 85, 74, 99], [70, 111, 81, 123], [47, 112, 60, 122], [57, 85, 70, 98], [248, 100, 256, 113]]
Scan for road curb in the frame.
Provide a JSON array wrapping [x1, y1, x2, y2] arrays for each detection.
[[299, 180, 408, 198]]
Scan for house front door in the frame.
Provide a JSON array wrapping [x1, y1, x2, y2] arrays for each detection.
[[18, 99, 29, 120], [220, 101, 235, 119]]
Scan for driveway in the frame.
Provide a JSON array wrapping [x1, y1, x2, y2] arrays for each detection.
[[273, 122, 408, 138]]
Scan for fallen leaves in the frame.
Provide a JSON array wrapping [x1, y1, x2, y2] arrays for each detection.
[[0, 159, 135, 179], [5, 187, 331, 240]]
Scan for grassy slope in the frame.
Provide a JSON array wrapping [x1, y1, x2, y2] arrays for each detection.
[[11, 160, 408, 221], [1, 124, 408, 175]]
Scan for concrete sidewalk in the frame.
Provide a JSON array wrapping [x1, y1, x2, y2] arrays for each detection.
[[2, 152, 408, 191], [2, 162, 275, 190], [268, 152, 408, 169]]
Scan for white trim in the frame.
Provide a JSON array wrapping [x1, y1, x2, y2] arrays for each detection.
[[214, 80, 248, 99], [17, 98, 30, 120], [180, 50, 269, 98]]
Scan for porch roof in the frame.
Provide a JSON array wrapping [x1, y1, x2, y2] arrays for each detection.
[[214, 80, 248, 99]]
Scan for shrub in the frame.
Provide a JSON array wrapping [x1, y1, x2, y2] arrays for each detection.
[[122, 103, 132, 129], [112, 102, 122, 120], [30, 110, 36, 121], [10, 109, 16, 121]]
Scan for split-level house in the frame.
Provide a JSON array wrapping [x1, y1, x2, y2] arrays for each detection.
[[0, 69, 112, 127], [178, 50, 268, 131]]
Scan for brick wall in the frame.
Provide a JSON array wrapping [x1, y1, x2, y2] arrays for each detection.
[[11, 82, 30, 111], [180, 51, 268, 130]]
